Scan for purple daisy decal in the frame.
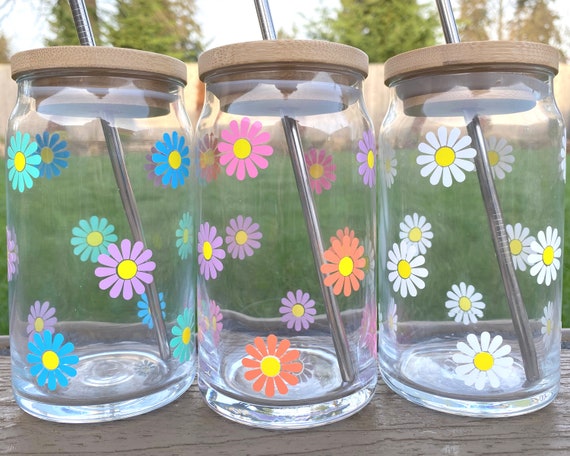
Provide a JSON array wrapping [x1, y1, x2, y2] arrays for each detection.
[[225, 215, 262, 260], [279, 289, 317, 331], [26, 301, 57, 342], [198, 222, 225, 280], [6, 226, 18, 281], [357, 130, 376, 187]]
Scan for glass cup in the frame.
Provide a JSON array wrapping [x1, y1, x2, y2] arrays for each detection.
[[195, 40, 378, 429], [7, 46, 198, 423], [378, 41, 565, 417]]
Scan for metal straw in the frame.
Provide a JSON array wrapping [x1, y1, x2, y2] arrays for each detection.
[[253, 0, 355, 382], [436, 0, 539, 383], [68, 0, 171, 360]]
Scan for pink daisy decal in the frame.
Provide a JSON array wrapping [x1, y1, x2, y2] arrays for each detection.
[[198, 133, 221, 183], [198, 222, 225, 280], [360, 300, 377, 356], [218, 117, 273, 180], [199, 299, 224, 346], [279, 289, 317, 331], [225, 215, 262, 260], [305, 148, 336, 194], [145, 147, 167, 188], [357, 130, 376, 187], [26, 300, 57, 341], [95, 239, 156, 300], [6, 226, 18, 282]]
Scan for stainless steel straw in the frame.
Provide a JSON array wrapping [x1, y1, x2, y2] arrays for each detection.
[[253, 0, 355, 382], [436, 0, 539, 383], [68, 0, 171, 360]]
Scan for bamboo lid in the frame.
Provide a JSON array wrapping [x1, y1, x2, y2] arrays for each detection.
[[10, 46, 187, 85], [384, 41, 559, 85], [198, 40, 369, 80]]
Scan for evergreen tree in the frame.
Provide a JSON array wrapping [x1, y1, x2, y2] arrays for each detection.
[[46, 0, 102, 46], [508, 0, 561, 46], [457, 0, 490, 41], [0, 33, 9, 62]]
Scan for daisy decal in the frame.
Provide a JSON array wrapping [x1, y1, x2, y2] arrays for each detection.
[[152, 131, 190, 188], [35, 131, 70, 179], [399, 213, 433, 255], [279, 289, 317, 331], [417, 126, 476, 187], [485, 136, 514, 180], [305, 147, 336, 194], [387, 301, 398, 335], [198, 222, 225, 280], [145, 148, 167, 188], [356, 130, 376, 187], [241, 334, 303, 397], [383, 147, 397, 189], [198, 132, 221, 183], [170, 307, 194, 363], [218, 117, 273, 180], [137, 292, 166, 329], [176, 212, 193, 260], [6, 226, 18, 282], [453, 331, 514, 391], [528, 226, 561, 286], [541, 301, 557, 347], [95, 239, 156, 300], [26, 301, 58, 342], [321, 227, 366, 297], [27, 331, 79, 391], [445, 282, 485, 325], [360, 300, 377, 356], [386, 242, 428, 298], [7, 131, 41, 192], [71, 216, 118, 263], [198, 299, 224, 346], [225, 215, 262, 260], [505, 223, 535, 272]]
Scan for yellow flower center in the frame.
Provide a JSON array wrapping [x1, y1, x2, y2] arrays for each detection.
[[86, 231, 103, 247], [435, 146, 456, 167], [473, 351, 494, 372], [338, 256, 354, 277], [234, 230, 248, 246], [397, 259, 412, 279], [309, 163, 324, 179], [367, 150, 375, 169], [14, 151, 26, 172], [41, 146, 54, 164], [385, 158, 392, 172], [487, 150, 499, 166], [260, 355, 281, 378], [459, 296, 472, 312], [168, 150, 182, 170], [200, 149, 215, 168], [233, 138, 252, 159], [542, 246, 555, 266], [291, 303, 305, 318], [42, 350, 60, 371], [116, 259, 138, 280], [408, 227, 422, 243], [202, 241, 213, 260], [182, 228, 189, 244], [509, 239, 523, 256], [211, 316, 217, 329], [182, 326, 191, 345], [546, 319, 552, 335], [34, 317, 45, 332]]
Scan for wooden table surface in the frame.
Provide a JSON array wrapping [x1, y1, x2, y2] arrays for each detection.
[[1, 334, 569, 456]]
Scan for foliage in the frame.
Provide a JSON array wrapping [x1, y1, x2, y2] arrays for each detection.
[[457, 0, 490, 41], [46, 0, 102, 46], [0, 33, 9, 62], [508, 0, 561, 45]]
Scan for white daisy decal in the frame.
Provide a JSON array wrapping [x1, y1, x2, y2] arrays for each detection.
[[559, 140, 566, 183], [486, 136, 514, 180], [541, 301, 556, 347], [383, 147, 397, 189], [453, 331, 514, 391], [417, 126, 476, 187], [528, 226, 561, 286], [506, 223, 535, 272], [399, 213, 433, 255], [445, 282, 485, 325], [387, 300, 398, 335], [387, 242, 428, 298]]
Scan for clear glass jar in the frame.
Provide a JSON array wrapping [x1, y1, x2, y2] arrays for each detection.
[[196, 40, 377, 429], [7, 46, 197, 423], [378, 41, 565, 416]]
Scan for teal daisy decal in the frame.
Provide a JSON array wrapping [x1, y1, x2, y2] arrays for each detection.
[[7, 131, 40, 192], [170, 307, 194, 362], [35, 131, 70, 179], [27, 331, 79, 391], [71, 216, 118, 263], [176, 212, 193, 260], [137, 292, 166, 329], [152, 131, 190, 189]]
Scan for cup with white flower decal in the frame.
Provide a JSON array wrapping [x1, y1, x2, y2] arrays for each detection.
[[6, 47, 198, 423], [378, 41, 565, 417]]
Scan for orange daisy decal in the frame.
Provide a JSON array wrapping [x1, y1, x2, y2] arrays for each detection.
[[242, 334, 302, 397], [321, 227, 366, 297]]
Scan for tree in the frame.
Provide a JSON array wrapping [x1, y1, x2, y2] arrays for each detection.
[[0, 33, 9, 62], [508, 0, 561, 46], [457, 0, 490, 41], [46, 0, 103, 46], [306, 0, 438, 62]]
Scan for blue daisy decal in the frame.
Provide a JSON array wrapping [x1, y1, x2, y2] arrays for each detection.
[[35, 131, 70, 179], [170, 307, 194, 362], [7, 131, 40, 192], [176, 212, 193, 260], [137, 292, 166, 329], [27, 331, 79, 391], [70, 216, 118, 263], [152, 131, 190, 189]]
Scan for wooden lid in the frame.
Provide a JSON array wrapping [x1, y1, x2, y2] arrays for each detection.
[[198, 40, 369, 80], [10, 46, 187, 85], [384, 41, 559, 85]]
